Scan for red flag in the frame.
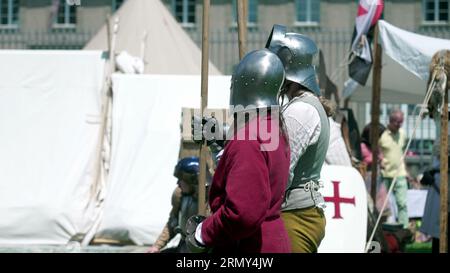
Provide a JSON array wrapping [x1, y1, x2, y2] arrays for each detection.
[[351, 0, 384, 63], [343, 0, 384, 98]]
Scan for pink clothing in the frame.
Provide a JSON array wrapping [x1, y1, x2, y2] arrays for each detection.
[[201, 114, 291, 253], [360, 143, 391, 216], [361, 142, 383, 169]]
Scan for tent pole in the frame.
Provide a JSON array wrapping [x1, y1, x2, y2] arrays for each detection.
[[140, 30, 148, 64], [440, 85, 448, 253], [370, 23, 382, 204], [198, 0, 210, 216], [106, 16, 111, 55], [81, 16, 119, 246], [237, 0, 247, 60], [93, 17, 118, 192]]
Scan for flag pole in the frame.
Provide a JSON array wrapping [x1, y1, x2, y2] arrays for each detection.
[[237, 0, 247, 60], [370, 23, 382, 204], [440, 82, 448, 253], [198, 0, 211, 216]]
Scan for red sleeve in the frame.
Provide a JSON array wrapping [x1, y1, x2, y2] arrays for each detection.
[[201, 139, 271, 246]]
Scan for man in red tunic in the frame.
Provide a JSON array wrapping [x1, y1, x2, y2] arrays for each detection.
[[186, 49, 291, 253]]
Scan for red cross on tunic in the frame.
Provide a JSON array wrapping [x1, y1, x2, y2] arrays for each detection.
[[324, 181, 355, 219]]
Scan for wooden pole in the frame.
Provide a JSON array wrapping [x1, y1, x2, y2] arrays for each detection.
[[80, 16, 118, 246], [440, 87, 448, 253], [92, 16, 118, 195], [106, 16, 112, 56], [370, 23, 382, 204], [109, 17, 119, 82], [237, 0, 247, 60], [198, 0, 210, 216], [140, 30, 148, 62], [243, 0, 248, 26]]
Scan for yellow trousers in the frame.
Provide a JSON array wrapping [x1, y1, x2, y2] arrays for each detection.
[[281, 207, 326, 253]]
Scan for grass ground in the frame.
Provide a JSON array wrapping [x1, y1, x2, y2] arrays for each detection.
[[404, 242, 432, 253]]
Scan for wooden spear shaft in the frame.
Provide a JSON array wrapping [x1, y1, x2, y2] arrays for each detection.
[[198, 0, 210, 216], [440, 87, 448, 253], [370, 23, 382, 204], [237, 0, 247, 60]]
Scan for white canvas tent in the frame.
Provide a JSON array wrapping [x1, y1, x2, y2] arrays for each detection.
[[0, 47, 227, 248], [84, 0, 221, 75], [0, 50, 106, 245], [350, 20, 450, 104]]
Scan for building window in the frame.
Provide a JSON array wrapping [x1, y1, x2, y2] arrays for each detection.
[[0, 0, 19, 27], [232, 0, 258, 25], [55, 0, 76, 26], [112, 0, 125, 11], [295, 0, 320, 24], [423, 0, 449, 22], [173, 0, 195, 26]]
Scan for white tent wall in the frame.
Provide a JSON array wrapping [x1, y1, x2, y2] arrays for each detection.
[[95, 74, 230, 245], [0, 51, 106, 244], [350, 56, 427, 104], [350, 20, 450, 104], [84, 0, 221, 76]]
